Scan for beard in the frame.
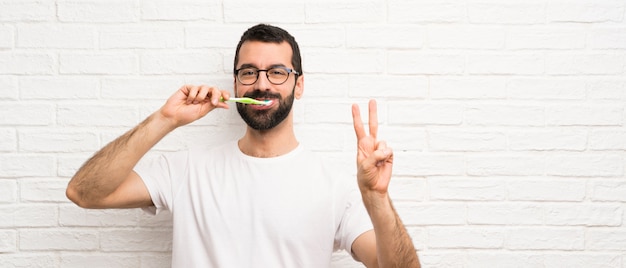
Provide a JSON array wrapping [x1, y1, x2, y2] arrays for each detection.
[[236, 88, 295, 131]]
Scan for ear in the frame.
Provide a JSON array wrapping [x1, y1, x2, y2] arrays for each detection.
[[294, 75, 304, 100], [233, 77, 238, 97]]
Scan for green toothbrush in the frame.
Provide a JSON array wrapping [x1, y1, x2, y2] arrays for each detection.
[[220, 97, 272, 105]]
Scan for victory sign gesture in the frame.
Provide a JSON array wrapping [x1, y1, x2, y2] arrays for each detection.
[[352, 99, 394, 195]]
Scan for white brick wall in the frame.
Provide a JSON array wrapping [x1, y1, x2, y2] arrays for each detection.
[[1, 0, 625, 267]]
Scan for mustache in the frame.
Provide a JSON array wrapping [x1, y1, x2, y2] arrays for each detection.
[[242, 90, 282, 100]]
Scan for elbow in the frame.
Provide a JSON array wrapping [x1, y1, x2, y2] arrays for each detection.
[[66, 182, 95, 209]]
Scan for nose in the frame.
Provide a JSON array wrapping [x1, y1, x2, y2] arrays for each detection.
[[255, 70, 271, 90]]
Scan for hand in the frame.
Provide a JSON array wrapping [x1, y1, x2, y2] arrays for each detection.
[[159, 85, 230, 127], [352, 99, 393, 195]]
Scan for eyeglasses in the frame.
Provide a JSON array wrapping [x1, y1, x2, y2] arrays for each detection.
[[235, 67, 300, 85]]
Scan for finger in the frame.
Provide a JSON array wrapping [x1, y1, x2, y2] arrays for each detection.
[[368, 99, 378, 139], [196, 86, 210, 103], [186, 85, 199, 104], [209, 87, 222, 106], [352, 103, 365, 140]]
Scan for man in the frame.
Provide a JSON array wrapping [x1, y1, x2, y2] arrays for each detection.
[[66, 24, 420, 268]]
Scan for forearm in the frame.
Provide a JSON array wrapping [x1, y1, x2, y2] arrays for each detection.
[[362, 191, 420, 268], [67, 112, 175, 206]]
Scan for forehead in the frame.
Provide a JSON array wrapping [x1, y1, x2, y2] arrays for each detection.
[[236, 41, 293, 68]]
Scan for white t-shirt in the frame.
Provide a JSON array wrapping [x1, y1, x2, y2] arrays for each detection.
[[134, 141, 373, 268]]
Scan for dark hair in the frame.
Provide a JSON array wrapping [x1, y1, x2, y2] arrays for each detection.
[[233, 24, 303, 76]]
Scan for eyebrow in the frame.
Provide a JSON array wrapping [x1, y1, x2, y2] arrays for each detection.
[[237, 63, 288, 69]]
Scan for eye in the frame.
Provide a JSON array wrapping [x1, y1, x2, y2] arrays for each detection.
[[239, 68, 257, 77], [268, 68, 288, 76]]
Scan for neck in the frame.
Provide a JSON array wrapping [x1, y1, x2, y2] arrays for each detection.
[[238, 115, 298, 158]]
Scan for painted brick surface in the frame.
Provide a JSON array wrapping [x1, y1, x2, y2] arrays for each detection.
[[1, 0, 625, 267]]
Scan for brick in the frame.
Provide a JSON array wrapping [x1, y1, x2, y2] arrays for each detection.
[[588, 79, 626, 100], [100, 229, 172, 251], [185, 25, 246, 49], [468, 204, 544, 225], [348, 75, 428, 99], [0, 154, 55, 177], [590, 130, 626, 150], [389, 102, 464, 125], [508, 178, 586, 201], [428, 128, 507, 152], [588, 229, 626, 250], [58, 0, 139, 23], [289, 27, 345, 48], [59, 205, 139, 227], [395, 202, 466, 225], [467, 0, 545, 24], [546, 105, 622, 126], [20, 179, 69, 203], [100, 26, 184, 49], [509, 129, 587, 151], [139, 253, 172, 268], [591, 180, 626, 202], [296, 126, 345, 152], [467, 53, 544, 75], [590, 27, 626, 49], [305, 50, 384, 74], [306, 1, 384, 23], [467, 155, 546, 176], [17, 24, 96, 49], [428, 26, 505, 49], [101, 77, 183, 100], [0, 179, 17, 203], [507, 78, 586, 100], [388, 177, 426, 202], [0, 0, 56, 21], [140, 51, 222, 74], [544, 154, 623, 177], [547, 0, 625, 23], [303, 74, 348, 98], [0, 52, 55, 75], [304, 102, 366, 124], [61, 253, 140, 268], [60, 53, 138, 75], [430, 77, 506, 99], [388, 52, 464, 75], [0, 230, 17, 252], [465, 105, 544, 126], [20, 76, 99, 100], [542, 254, 622, 268], [380, 126, 426, 152], [0, 75, 17, 100], [0, 254, 57, 267], [428, 227, 505, 249], [0, 25, 14, 48], [0, 127, 16, 151], [546, 53, 625, 75], [20, 229, 99, 251], [545, 204, 622, 227], [388, 0, 465, 23], [347, 25, 424, 49], [507, 27, 586, 49], [0, 103, 53, 126], [430, 177, 507, 201], [19, 129, 98, 153], [57, 104, 139, 127], [506, 228, 584, 250], [224, 1, 304, 23], [465, 253, 542, 268], [0, 204, 58, 227], [141, 0, 220, 21], [394, 153, 465, 176]]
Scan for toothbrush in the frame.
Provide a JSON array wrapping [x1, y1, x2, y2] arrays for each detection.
[[220, 97, 272, 105]]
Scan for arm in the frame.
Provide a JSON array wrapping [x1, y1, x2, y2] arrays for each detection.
[[66, 85, 230, 209], [350, 100, 420, 268]]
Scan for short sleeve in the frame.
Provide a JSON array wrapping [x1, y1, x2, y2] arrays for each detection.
[[133, 151, 189, 215], [335, 184, 374, 258]]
